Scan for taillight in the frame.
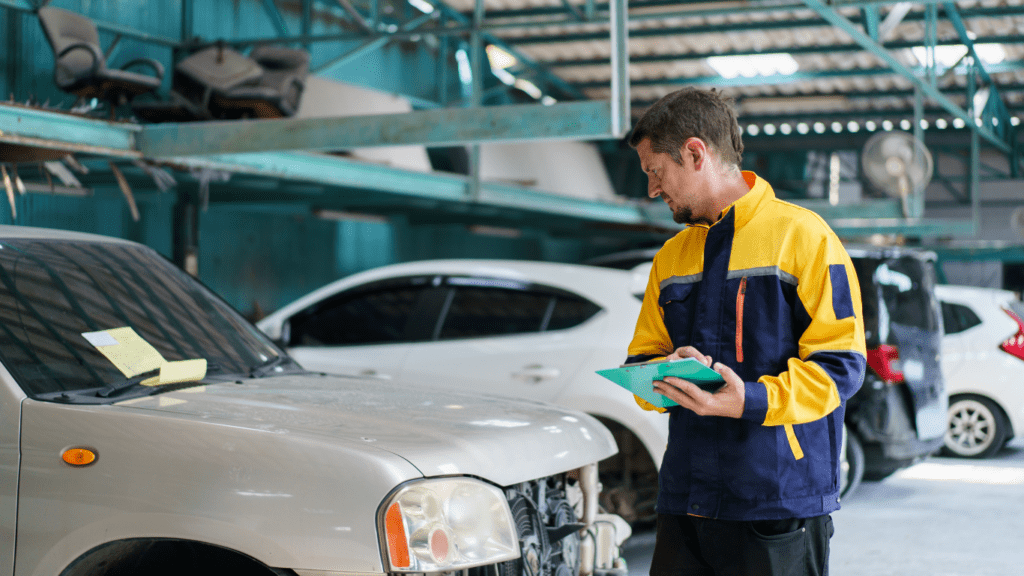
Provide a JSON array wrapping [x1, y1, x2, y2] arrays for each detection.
[[867, 344, 904, 383], [999, 308, 1024, 362]]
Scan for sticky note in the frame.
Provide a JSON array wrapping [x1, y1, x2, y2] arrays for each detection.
[[83, 327, 166, 377], [141, 358, 208, 387]]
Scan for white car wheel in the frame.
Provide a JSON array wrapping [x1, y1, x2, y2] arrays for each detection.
[[943, 395, 1008, 459]]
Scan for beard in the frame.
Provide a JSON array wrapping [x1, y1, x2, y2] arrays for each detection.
[[672, 205, 714, 226]]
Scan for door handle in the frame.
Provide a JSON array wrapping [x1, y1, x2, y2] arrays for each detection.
[[511, 365, 561, 383]]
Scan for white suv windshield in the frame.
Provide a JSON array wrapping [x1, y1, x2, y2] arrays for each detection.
[[0, 238, 287, 401]]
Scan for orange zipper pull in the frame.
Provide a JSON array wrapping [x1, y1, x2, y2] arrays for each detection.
[[736, 277, 747, 363]]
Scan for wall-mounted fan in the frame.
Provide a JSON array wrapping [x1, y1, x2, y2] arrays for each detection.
[[861, 131, 934, 218], [1012, 206, 1024, 240]]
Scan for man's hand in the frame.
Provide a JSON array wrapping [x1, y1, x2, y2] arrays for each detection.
[[665, 346, 712, 366], [654, 359, 746, 419]]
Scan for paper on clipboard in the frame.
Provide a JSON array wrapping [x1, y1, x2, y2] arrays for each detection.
[[595, 358, 725, 408]]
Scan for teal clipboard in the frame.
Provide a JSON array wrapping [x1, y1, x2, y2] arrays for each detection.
[[596, 358, 725, 408]]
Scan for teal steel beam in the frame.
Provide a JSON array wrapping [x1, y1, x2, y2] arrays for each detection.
[[181, 0, 194, 43], [862, 7, 880, 42], [559, 0, 585, 22], [312, 11, 436, 74], [2, 0, 182, 47], [420, 0, 584, 101], [260, 0, 290, 38], [827, 218, 976, 238], [301, 0, 312, 51], [135, 101, 617, 157], [0, 103, 139, 157], [799, 0, 1010, 154], [609, 0, 629, 137]]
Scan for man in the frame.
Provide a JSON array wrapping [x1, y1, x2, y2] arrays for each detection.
[[626, 87, 866, 576]]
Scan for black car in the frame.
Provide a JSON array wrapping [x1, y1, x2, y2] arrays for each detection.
[[846, 246, 947, 481]]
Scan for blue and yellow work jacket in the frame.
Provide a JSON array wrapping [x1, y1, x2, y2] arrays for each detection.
[[628, 171, 867, 521]]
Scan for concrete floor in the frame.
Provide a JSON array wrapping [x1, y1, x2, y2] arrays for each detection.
[[621, 437, 1024, 576]]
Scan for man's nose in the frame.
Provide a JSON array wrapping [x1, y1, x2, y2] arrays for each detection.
[[647, 182, 660, 199]]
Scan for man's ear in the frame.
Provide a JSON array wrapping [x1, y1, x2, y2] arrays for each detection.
[[683, 137, 708, 170]]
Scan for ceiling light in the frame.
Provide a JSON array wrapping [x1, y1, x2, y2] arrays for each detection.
[[486, 45, 517, 70], [883, 120, 894, 131], [847, 121, 860, 133], [953, 117, 966, 128], [865, 120, 877, 131], [1012, 117, 1021, 127], [408, 0, 435, 14], [763, 124, 776, 135], [935, 118, 948, 129], [920, 119, 929, 130], [813, 122, 826, 134], [780, 123, 792, 135], [831, 121, 843, 133], [705, 53, 799, 80], [797, 122, 810, 134], [900, 119, 912, 130], [746, 124, 760, 136], [513, 79, 542, 99]]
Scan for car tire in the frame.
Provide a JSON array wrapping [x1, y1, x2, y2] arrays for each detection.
[[840, 427, 864, 500], [943, 394, 1009, 459]]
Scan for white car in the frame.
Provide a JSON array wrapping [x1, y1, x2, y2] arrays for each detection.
[[257, 260, 668, 521], [935, 285, 1024, 458], [0, 228, 627, 576]]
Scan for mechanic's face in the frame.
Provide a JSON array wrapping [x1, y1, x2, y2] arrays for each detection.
[[637, 138, 714, 226]]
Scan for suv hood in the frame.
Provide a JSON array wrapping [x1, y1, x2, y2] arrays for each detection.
[[115, 372, 617, 486]]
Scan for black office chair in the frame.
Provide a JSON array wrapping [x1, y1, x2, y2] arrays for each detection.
[[37, 7, 164, 111], [132, 42, 262, 123], [208, 45, 310, 119]]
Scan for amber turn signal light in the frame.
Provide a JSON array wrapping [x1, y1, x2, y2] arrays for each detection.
[[62, 448, 96, 466]]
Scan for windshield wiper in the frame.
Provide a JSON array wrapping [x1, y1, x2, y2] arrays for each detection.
[[95, 368, 165, 398]]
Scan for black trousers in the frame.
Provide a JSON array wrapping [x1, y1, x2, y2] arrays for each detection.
[[649, 513, 833, 576]]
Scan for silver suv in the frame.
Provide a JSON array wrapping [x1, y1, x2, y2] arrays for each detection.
[[0, 226, 624, 576]]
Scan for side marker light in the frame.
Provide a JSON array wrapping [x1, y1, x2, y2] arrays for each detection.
[[62, 448, 97, 466]]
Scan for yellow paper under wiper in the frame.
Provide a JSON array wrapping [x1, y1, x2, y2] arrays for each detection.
[[81, 326, 165, 377], [140, 358, 208, 387], [82, 327, 207, 387]]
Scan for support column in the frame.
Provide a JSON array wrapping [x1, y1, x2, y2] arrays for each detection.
[[173, 185, 200, 277]]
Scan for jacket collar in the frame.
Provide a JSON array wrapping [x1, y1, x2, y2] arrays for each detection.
[[711, 171, 773, 230]]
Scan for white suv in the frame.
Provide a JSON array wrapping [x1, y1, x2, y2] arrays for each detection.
[[935, 285, 1024, 458]]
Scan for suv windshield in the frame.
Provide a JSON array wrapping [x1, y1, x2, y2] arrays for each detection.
[[0, 238, 289, 401]]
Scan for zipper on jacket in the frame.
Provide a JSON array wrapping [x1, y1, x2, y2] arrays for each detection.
[[735, 277, 747, 363]]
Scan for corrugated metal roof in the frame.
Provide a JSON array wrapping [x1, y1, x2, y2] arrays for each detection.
[[456, 0, 1024, 126]]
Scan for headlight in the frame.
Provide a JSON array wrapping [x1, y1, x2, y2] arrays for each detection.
[[380, 478, 520, 572]]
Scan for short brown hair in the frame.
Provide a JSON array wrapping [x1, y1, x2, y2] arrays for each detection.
[[628, 87, 744, 169]]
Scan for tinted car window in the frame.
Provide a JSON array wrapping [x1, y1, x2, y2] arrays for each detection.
[[0, 239, 282, 398], [289, 283, 428, 346], [941, 301, 982, 335], [437, 286, 552, 339], [434, 278, 602, 340], [547, 295, 602, 331]]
